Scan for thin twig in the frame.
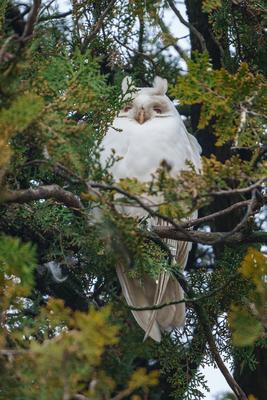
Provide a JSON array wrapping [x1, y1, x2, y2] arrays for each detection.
[[82, 0, 117, 51], [152, 227, 267, 245], [129, 275, 237, 311], [89, 181, 194, 241], [166, 0, 206, 51], [209, 177, 266, 196], [181, 199, 251, 228], [113, 37, 157, 68], [157, 17, 188, 60], [175, 272, 248, 400], [210, 189, 258, 244], [39, 10, 72, 22]]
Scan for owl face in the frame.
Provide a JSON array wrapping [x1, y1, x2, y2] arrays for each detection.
[[118, 76, 176, 125]]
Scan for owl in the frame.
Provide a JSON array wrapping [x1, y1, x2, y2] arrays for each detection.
[[100, 76, 201, 342]]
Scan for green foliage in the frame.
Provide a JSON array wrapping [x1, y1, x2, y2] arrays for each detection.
[[202, 0, 222, 13], [229, 248, 267, 347], [0, 235, 36, 290], [0, 0, 266, 399], [0, 0, 8, 31], [0, 93, 43, 171], [171, 52, 266, 146]]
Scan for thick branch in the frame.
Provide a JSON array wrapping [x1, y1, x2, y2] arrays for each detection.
[[22, 0, 41, 39], [153, 227, 267, 245], [1, 185, 84, 211]]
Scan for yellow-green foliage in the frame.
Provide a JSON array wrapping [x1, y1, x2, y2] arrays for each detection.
[[0, 0, 8, 31], [0, 244, 158, 399], [229, 248, 267, 346], [202, 0, 222, 13], [171, 52, 266, 146], [0, 93, 43, 171], [26, 301, 119, 399]]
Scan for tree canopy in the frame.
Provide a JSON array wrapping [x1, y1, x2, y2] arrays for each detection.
[[0, 1, 266, 399]]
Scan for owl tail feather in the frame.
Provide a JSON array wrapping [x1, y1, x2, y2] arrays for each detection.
[[116, 238, 191, 342], [116, 263, 162, 342]]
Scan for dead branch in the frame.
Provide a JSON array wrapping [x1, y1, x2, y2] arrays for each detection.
[[1, 179, 266, 245]]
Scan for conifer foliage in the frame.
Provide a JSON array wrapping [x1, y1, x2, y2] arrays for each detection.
[[0, 1, 266, 399]]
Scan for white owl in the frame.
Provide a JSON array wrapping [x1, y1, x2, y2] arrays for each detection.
[[100, 76, 201, 342]]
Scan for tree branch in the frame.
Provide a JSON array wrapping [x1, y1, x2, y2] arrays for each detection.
[[153, 227, 267, 245], [176, 271, 248, 400], [0, 185, 84, 211], [209, 177, 266, 196], [89, 182, 194, 241], [182, 199, 252, 228], [82, 0, 117, 52], [166, 0, 206, 52], [89, 181, 266, 245], [210, 189, 258, 244], [157, 17, 188, 60], [129, 275, 237, 311], [22, 0, 41, 39], [39, 10, 72, 22]]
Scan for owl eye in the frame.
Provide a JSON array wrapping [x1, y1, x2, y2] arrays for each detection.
[[123, 105, 132, 112], [154, 107, 162, 114]]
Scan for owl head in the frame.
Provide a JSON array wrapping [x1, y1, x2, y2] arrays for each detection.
[[119, 76, 175, 124]]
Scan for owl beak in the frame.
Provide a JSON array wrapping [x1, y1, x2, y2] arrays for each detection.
[[136, 108, 146, 124]]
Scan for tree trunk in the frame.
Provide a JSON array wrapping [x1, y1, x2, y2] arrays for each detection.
[[184, 1, 267, 399]]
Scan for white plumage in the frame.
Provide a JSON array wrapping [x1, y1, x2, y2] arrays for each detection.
[[100, 76, 201, 341]]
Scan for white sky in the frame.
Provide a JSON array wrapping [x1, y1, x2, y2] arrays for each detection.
[[46, 1, 233, 398]]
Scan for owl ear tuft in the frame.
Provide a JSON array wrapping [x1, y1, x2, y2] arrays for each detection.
[[121, 76, 134, 94], [153, 76, 168, 95]]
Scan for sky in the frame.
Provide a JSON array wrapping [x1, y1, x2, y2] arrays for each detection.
[[44, 1, 233, 398]]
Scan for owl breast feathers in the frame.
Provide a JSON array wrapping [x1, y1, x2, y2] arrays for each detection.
[[100, 76, 202, 342]]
